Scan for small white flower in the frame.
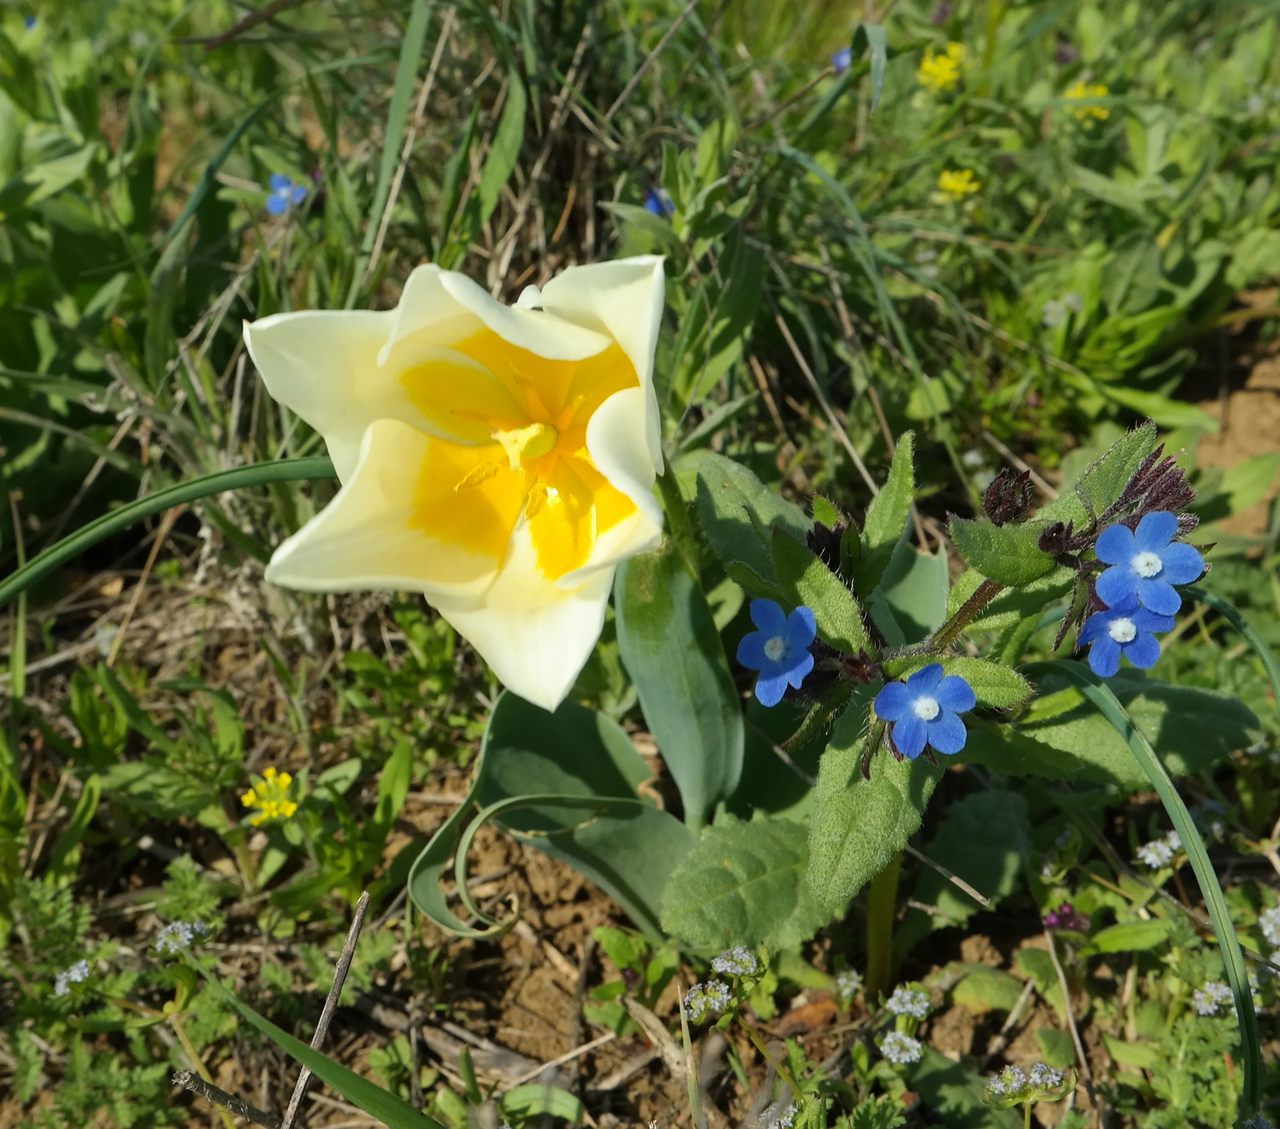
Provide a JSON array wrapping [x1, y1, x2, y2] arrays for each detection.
[[1041, 298, 1067, 328], [683, 980, 732, 1023], [54, 959, 91, 997], [1062, 291, 1083, 312], [1136, 837, 1174, 869], [1259, 906, 1280, 948], [155, 920, 208, 956], [1029, 1062, 1064, 1088], [1192, 980, 1233, 1016], [885, 985, 931, 1018], [836, 968, 862, 1004], [878, 1030, 923, 1065], [711, 946, 760, 978]]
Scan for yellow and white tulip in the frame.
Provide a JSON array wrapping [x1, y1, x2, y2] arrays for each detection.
[[244, 257, 666, 711]]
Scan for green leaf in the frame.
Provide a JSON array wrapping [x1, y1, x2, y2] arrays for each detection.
[[769, 529, 871, 654], [476, 76, 526, 226], [951, 966, 1025, 1015], [616, 544, 744, 829], [1015, 948, 1067, 1019], [1038, 421, 1157, 529], [660, 814, 826, 951], [1102, 1035, 1163, 1071], [694, 454, 811, 584], [909, 1048, 1021, 1128], [948, 517, 1055, 586], [869, 545, 950, 646], [858, 431, 915, 599], [807, 701, 942, 916], [852, 23, 889, 113], [1037, 1028, 1076, 1069], [1090, 919, 1173, 954], [880, 656, 1033, 709], [962, 667, 1260, 789], [408, 695, 695, 939], [898, 790, 1028, 955], [203, 976, 445, 1129]]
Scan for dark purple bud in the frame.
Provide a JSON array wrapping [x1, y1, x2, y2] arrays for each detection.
[[807, 521, 847, 576], [982, 468, 1035, 526], [1055, 40, 1080, 66], [929, 1, 953, 24]]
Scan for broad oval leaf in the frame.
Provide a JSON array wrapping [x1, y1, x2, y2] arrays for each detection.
[[616, 544, 744, 829]]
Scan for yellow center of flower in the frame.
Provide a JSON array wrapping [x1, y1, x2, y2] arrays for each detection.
[[399, 327, 639, 580]]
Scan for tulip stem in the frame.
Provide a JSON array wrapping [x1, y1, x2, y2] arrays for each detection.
[[655, 463, 700, 575]]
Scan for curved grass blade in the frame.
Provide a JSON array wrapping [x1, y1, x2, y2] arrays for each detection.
[[0, 457, 335, 611], [1049, 660, 1261, 1118], [202, 973, 445, 1129], [1183, 584, 1280, 709]]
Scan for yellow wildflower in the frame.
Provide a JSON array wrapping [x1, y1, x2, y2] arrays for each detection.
[[936, 168, 981, 200], [1064, 80, 1111, 121], [918, 42, 965, 95], [240, 766, 299, 827]]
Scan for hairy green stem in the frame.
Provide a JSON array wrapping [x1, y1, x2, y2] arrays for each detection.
[[865, 851, 901, 998], [655, 462, 700, 575], [924, 578, 1005, 652], [0, 457, 336, 611]]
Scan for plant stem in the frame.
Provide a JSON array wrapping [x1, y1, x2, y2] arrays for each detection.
[[865, 851, 902, 998], [655, 461, 700, 575], [923, 578, 1005, 652], [1023, 1099, 1032, 1129]]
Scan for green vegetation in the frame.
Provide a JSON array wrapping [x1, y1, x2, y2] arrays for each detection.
[[2, 1, 1278, 1127]]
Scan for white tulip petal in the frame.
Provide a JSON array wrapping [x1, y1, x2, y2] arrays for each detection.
[[434, 525, 615, 712], [243, 309, 394, 480], [539, 256, 665, 469], [383, 264, 614, 364], [264, 420, 505, 603]]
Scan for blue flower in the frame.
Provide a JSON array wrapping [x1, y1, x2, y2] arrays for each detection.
[[832, 46, 853, 73], [266, 173, 307, 216], [1095, 511, 1203, 616], [874, 663, 975, 759], [736, 599, 816, 707], [643, 187, 674, 218], [1077, 595, 1173, 677]]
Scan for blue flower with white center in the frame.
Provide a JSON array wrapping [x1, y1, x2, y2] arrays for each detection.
[[1077, 594, 1173, 677], [736, 599, 817, 707], [266, 173, 307, 216], [874, 663, 975, 760], [1095, 511, 1203, 616], [643, 187, 674, 218], [832, 46, 853, 73]]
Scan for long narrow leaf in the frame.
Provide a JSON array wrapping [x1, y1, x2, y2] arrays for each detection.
[[1183, 584, 1280, 708], [0, 457, 335, 610], [1049, 660, 1261, 1117], [202, 974, 445, 1129]]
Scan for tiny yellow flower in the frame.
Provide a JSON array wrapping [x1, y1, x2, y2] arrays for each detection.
[[937, 168, 981, 200], [918, 41, 965, 95], [240, 767, 299, 827], [1064, 80, 1111, 121]]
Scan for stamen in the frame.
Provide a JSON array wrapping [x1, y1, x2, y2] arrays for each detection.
[[493, 422, 558, 470]]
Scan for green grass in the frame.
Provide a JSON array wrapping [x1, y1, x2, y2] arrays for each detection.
[[2, 0, 1279, 1126]]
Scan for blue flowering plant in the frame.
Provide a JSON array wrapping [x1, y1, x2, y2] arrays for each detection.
[[265, 172, 307, 216], [736, 599, 817, 706]]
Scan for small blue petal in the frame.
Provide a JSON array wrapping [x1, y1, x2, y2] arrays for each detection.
[[874, 681, 911, 722], [1125, 631, 1161, 670], [266, 193, 287, 216], [1132, 606, 1176, 635], [787, 650, 815, 689], [785, 605, 817, 649], [893, 716, 928, 760], [290, 183, 307, 205], [643, 188, 674, 217], [1136, 577, 1181, 616], [1087, 636, 1122, 678], [749, 598, 787, 637], [832, 46, 852, 72], [736, 632, 769, 671], [1160, 541, 1204, 585], [755, 671, 790, 707], [269, 173, 293, 191], [1134, 511, 1177, 554], [935, 675, 976, 713], [926, 712, 968, 755], [1095, 566, 1133, 609], [907, 663, 945, 695], [1095, 523, 1136, 565]]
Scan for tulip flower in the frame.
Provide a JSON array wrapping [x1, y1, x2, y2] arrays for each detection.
[[244, 257, 666, 711]]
